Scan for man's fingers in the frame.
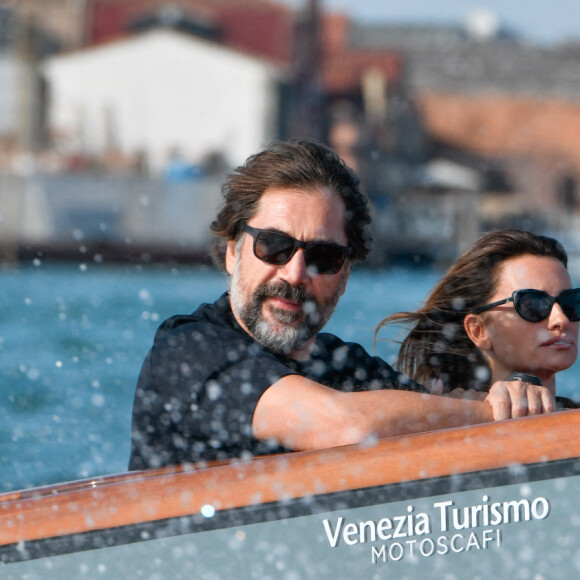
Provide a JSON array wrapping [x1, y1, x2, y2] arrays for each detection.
[[490, 396, 511, 421], [523, 383, 555, 415], [526, 386, 543, 416], [540, 388, 555, 414], [486, 380, 556, 421], [485, 383, 512, 421]]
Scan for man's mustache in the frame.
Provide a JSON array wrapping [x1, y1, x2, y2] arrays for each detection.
[[254, 282, 315, 306]]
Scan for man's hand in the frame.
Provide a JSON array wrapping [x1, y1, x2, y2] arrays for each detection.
[[485, 380, 555, 421]]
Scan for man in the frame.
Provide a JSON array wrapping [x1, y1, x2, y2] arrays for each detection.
[[129, 140, 554, 470]]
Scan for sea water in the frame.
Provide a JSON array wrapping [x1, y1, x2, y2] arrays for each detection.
[[1, 263, 579, 493]]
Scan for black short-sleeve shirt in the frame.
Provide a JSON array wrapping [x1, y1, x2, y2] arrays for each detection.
[[129, 293, 425, 470]]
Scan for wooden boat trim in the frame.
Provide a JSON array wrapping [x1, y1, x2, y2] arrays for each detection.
[[1, 410, 579, 547]]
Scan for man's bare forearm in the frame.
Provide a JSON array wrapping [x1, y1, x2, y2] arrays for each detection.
[[253, 376, 494, 452], [340, 389, 493, 440]]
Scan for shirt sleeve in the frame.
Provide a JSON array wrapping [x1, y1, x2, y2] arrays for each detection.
[[299, 333, 427, 394], [129, 318, 297, 469]]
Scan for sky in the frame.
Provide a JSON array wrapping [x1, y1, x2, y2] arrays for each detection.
[[280, 0, 580, 45]]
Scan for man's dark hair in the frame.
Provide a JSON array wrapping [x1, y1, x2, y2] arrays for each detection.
[[210, 140, 373, 271]]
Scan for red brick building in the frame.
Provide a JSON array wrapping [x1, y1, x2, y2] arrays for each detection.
[[86, 0, 294, 64], [417, 92, 580, 220]]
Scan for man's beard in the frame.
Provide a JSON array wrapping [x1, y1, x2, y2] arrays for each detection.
[[229, 270, 341, 356]]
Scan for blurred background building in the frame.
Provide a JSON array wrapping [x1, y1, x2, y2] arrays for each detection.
[[1, 0, 580, 266]]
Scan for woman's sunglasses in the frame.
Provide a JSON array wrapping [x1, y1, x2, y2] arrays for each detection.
[[242, 225, 351, 275], [472, 288, 580, 323]]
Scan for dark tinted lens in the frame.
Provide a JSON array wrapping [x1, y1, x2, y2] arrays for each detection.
[[304, 243, 346, 274], [559, 289, 580, 321], [254, 232, 296, 264], [515, 290, 553, 322]]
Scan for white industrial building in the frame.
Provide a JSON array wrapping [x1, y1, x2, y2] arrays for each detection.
[[43, 28, 285, 174]]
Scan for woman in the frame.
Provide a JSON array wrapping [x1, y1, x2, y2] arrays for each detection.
[[376, 229, 580, 407]]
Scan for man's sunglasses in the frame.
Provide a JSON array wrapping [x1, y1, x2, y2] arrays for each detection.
[[472, 288, 580, 323], [242, 225, 351, 275]]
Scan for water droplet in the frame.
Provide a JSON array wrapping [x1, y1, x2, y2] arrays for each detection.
[[201, 504, 215, 518]]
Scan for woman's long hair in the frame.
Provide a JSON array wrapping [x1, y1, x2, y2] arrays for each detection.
[[375, 229, 568, 391]]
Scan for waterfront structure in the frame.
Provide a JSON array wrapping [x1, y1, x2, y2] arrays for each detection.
[[43, 28, 284, 173], [350, 22, 580, 227]]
